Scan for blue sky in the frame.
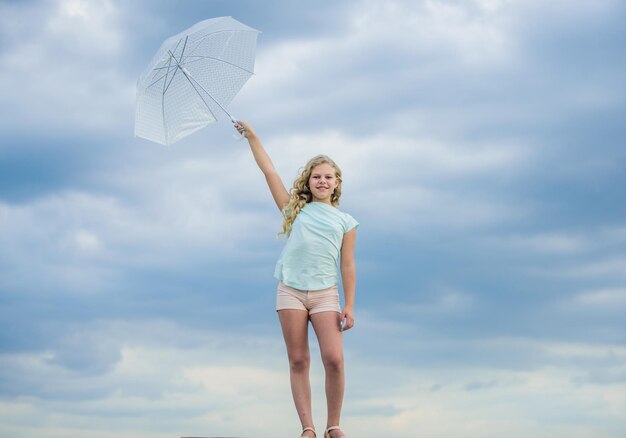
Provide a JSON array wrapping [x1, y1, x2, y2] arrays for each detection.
[[1, 0, 625, 437]]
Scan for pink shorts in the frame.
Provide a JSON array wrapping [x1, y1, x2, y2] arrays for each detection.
[[276, 281, 341, 315]]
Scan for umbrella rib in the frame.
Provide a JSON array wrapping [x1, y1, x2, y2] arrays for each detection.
[[162, 62, 179, 94], [151, 33, 253, 90], [146, 36, 189, 92], [168, 50, 230, 121], [182, 29, 258, 60], [145, 72, 167, 89], [145, 38, 184, 85], [146, 65, 175, 90], [180, 35, 189, 58], [162, 36, 188, 94], [176, 35, 190, 70], [180, 55, 255, 75], [161, 67, 170, 145], [161, 50, 180, 143], [161, 54, 179, 144], [150, 55, 251, 74]]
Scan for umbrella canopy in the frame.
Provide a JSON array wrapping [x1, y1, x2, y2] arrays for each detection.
[[135, 16, 260, 146]]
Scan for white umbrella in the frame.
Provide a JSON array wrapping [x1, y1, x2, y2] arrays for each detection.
[[135, 16, 260, 146]]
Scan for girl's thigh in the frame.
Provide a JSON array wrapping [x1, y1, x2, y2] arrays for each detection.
[[310, 311, 343, 363], [278, 309, 310, 357]]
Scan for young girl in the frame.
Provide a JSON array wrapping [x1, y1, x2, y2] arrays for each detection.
[[235, 121, 358, 438]]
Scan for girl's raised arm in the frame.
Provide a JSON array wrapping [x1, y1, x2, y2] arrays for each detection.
[[235, 120, 290, 212]]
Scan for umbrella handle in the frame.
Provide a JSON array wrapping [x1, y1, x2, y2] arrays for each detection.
[[231, 117, 245, 141]]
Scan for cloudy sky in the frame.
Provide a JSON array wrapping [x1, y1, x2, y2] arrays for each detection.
[[1, 0, 625, 437]]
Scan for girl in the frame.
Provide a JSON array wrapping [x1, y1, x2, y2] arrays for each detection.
[[235, 121, 358, 438]]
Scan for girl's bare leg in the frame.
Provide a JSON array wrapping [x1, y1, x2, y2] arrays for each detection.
[[310, 311, 344, 437], [278, 310, 316, 437]]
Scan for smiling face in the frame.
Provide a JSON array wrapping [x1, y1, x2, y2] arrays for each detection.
[[308, 162, 338, 204]]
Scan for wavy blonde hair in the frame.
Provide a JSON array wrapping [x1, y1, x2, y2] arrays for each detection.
[[279, 155, 343, 237]]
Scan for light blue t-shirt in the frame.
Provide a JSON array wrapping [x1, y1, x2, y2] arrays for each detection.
[[274, 201, 359, 291]]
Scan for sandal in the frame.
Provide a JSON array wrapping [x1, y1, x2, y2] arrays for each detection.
[[300, 426, 316, 437], [324, 426, 346, 438]]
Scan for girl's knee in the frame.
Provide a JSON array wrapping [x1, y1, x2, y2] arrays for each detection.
[[289, 353, 310, 372], [322, 352, 343, 371]]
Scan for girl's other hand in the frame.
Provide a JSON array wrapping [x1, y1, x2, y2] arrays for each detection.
[[340, 306, 354, 331]]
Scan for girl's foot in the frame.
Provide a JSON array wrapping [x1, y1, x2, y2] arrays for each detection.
[[324, 426, 346, 438], [300, 426, 316, 437]]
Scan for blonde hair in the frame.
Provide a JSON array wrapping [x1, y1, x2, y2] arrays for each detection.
[[279, 155, 343, 237]]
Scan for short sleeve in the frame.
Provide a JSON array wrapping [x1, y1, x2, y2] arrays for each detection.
[[343, 214, 359, 234]]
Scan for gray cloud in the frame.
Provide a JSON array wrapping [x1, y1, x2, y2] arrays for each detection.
[[1, 0, 626, 437]]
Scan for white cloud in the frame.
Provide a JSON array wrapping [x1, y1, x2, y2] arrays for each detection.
[[387, 287, 476, 315], [476, 226, 626, 271], [352, 183, 526, 232], [72, 228, 103, 252], [0, 0, 134, 134], [500, 231, 590, 254], [0, 161, 278, 295], [236, 0, 625, 150], [546, 257, 626, 279], [267, 130, 530, 179], [542, 340, 626, 360], [242, 0, 516, 130], [571, 288, 626, 309], [257, 129, 532, 233], [1, 156, 274, 256], [1, 1, 625, 437], [184, 365, 286, 400], [350, 0, 513, 64], [48, 0, 122, 55], [2, 320, 626, 438]]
